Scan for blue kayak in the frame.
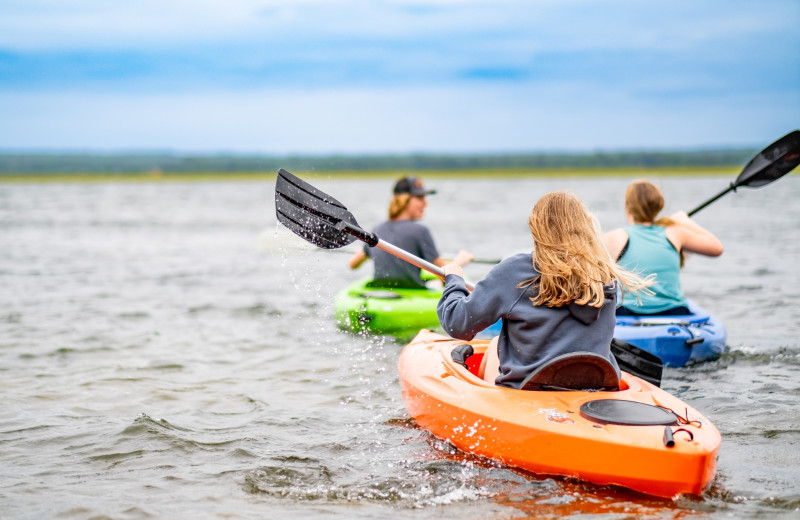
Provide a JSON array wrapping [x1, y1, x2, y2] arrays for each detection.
[[479, 299, 727, 367], [613, 300, 727, 367]]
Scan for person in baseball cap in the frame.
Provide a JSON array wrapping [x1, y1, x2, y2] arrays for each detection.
[[347, 175, 472, 288]]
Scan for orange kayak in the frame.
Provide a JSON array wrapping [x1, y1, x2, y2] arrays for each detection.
[[398, 330, 721, 498]]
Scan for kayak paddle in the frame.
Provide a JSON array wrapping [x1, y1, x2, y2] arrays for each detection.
[[688, 130, 800, 216], [610, 338, 662, 387], [274, 168, 475, 290], [274, 168, 664, 386]]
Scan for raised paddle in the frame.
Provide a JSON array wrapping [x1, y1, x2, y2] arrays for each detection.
[[688, 130, 800, 216], [274, 168, 664, 387], [275, 168, 475, 290]]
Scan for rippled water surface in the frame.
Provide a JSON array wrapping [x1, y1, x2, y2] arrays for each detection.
[[2, 174, 799, 519]]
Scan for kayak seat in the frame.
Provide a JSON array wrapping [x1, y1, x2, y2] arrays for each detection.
[[520, 352, 620, 392]]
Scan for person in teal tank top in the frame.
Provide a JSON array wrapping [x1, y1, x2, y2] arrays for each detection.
[[604, 180, 724, 316], [618, 224, 686, 313]]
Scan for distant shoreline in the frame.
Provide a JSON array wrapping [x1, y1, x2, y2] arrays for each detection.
[[0, 147, 760, 178], [0, 165, 742, 183]]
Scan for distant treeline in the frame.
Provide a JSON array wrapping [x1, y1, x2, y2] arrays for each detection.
[[0, 148, 758, 175]]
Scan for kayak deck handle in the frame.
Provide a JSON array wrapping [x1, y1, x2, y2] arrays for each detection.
[[451, 344, 475, 369]]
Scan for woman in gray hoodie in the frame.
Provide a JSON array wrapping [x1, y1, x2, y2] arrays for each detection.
[[437, 191, 651, 389]]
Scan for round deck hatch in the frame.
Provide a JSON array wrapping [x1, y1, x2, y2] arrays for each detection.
[[580, 399, 678, 426]]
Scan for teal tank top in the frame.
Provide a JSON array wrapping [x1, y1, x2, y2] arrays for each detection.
[[618, 225, 687, 313]]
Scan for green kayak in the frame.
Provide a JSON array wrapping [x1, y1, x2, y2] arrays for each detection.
[[334, 277, 502, 339], [334, 277, 444, 337]]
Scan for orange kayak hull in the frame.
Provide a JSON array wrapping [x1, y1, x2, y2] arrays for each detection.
[[398, 330, 721, 498]]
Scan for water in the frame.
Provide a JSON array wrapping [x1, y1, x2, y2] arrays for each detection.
[[1, 174, 799, 519]]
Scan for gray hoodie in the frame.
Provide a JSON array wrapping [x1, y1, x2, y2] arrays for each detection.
[[437, 253, 620, 389]]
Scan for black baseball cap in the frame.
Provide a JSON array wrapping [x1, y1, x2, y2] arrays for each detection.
[[393, 176, 437, 196]]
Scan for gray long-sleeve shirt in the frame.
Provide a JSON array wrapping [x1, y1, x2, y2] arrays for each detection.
[[437, 253, 620, 389]]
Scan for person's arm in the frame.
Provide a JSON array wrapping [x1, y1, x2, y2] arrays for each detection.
[[437, 270, 483, 340], [437, 261, 508, 340], [433, 249, 474, 268], [666, 211, 723, 257], [348, 249, 368, 269], [603, 228, 629, 261]]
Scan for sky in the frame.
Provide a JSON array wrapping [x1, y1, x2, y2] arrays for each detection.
[[0, 0, 798, 155]]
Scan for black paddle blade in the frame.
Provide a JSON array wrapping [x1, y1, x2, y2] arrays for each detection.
[[611, 338, 663, 388], [274, 169, 362, 249], [735, 130, 800, 189]]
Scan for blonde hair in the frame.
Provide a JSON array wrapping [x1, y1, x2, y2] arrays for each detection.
[[388, 193, 412, 220], [520, 191, 652, 308]]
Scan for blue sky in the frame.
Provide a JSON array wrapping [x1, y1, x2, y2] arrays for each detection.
[[0, 0, 798, 154]]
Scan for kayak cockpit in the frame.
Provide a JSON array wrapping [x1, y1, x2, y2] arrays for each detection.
[[444, 341, 634, 392]]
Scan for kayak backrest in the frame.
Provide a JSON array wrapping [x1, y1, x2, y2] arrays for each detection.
[[520, 352, 620, 392]]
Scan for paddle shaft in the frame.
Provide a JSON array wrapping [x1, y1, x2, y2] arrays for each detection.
[[470, 258, 503, 265], [335, 220, 476, 290], [362, 237, 476, 291], [316, 247, 500, 265], [687, 184, 734, 217], [686, 130, 800, 217]]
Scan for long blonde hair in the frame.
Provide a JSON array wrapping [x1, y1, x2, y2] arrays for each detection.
[[520, 191, 652, 308], [625, 179, 684, 266], [388, 193, 411, 220]]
